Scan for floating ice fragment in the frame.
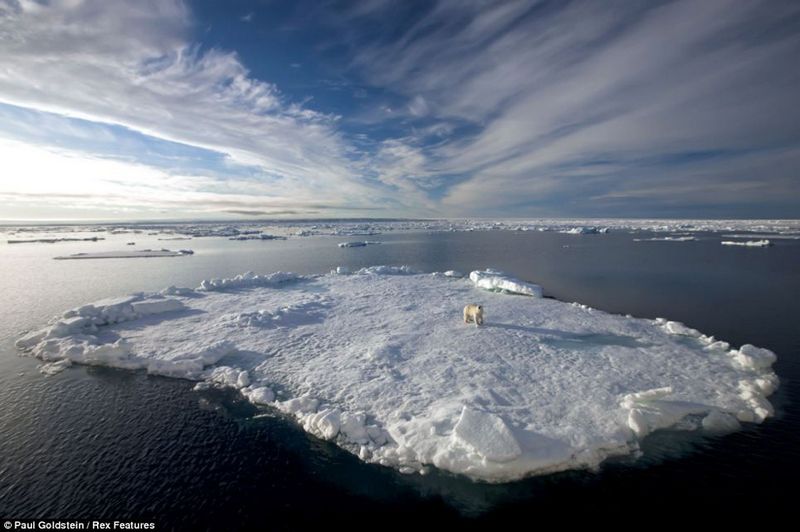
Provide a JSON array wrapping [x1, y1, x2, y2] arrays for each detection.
[[469, 269, 543, 297]]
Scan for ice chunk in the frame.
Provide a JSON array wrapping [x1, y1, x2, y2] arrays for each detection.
[[469, 269, 543, 297], [731, 344, 777, 371], [340, 412, 370, 444], [39, 359, 72, 376], [702, 410, 742, 434], [662, 320, 702, 337], [160, 286, 195, 296], [452, 407, 522, 463], [244, 386, 275, 405], [621, 387, 713, 437], [306, 408, 341, 440], [276, 395, 319, 415], [208, 366, 250, 389]]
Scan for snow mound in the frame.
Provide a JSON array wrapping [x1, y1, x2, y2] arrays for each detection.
[[17, 269, 778, 482], [469, 269, 543, 297]]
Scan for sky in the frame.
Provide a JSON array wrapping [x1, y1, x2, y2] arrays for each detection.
[[0, 0, 799, 221]]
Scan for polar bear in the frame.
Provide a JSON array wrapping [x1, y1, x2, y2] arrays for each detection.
[[463, 304, 484, 326]]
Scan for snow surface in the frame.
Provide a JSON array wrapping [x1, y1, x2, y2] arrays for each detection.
[[720, 240, 772, 247], [17, 268, 778, 482]]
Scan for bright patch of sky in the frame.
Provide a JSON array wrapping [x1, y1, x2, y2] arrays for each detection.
[[1, 0, 798, 221]]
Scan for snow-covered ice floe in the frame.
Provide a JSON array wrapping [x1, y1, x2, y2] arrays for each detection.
[[720, 240, 772, 247], [53, 249, 194, 260], [16, 268, 778, 482]]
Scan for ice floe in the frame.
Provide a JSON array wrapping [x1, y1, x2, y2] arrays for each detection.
[[720, 240, 772, 247], [633, 236, 696, 242], [228, 234, 287, 241], [17, 267, 779, 482], [7, 237, 104, 244], [53, 249, 194, 260], [338, 241, 381, 248]]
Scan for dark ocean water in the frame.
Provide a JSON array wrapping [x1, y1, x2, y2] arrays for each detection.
[[1, 229, 798, 528]]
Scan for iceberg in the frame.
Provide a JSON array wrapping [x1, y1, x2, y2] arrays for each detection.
[[16, 268, 778, 482]]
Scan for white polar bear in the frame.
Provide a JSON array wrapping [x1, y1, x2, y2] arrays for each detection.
[[463, 304, 484, 326]]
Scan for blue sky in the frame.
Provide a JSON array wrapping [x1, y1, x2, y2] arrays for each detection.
[[0, 0, 798, 221]]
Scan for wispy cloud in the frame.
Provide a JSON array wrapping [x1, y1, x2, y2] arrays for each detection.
[[0, 0, 398, 216]]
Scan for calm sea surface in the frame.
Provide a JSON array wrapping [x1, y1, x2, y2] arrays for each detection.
[[1, 229, 798, 527]]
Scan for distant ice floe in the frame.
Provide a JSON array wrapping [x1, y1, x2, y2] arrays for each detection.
[[722, 234, 799, 240], [338, 241, 381, 248], [633, 236, 696, 242], [53, 249, 194, 260], [560, 226, 611, 235], [7, 237, 104, 244], [228, 234, 286, 241], [17, 267, 779, 482], [720, 240, 772, 247]]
